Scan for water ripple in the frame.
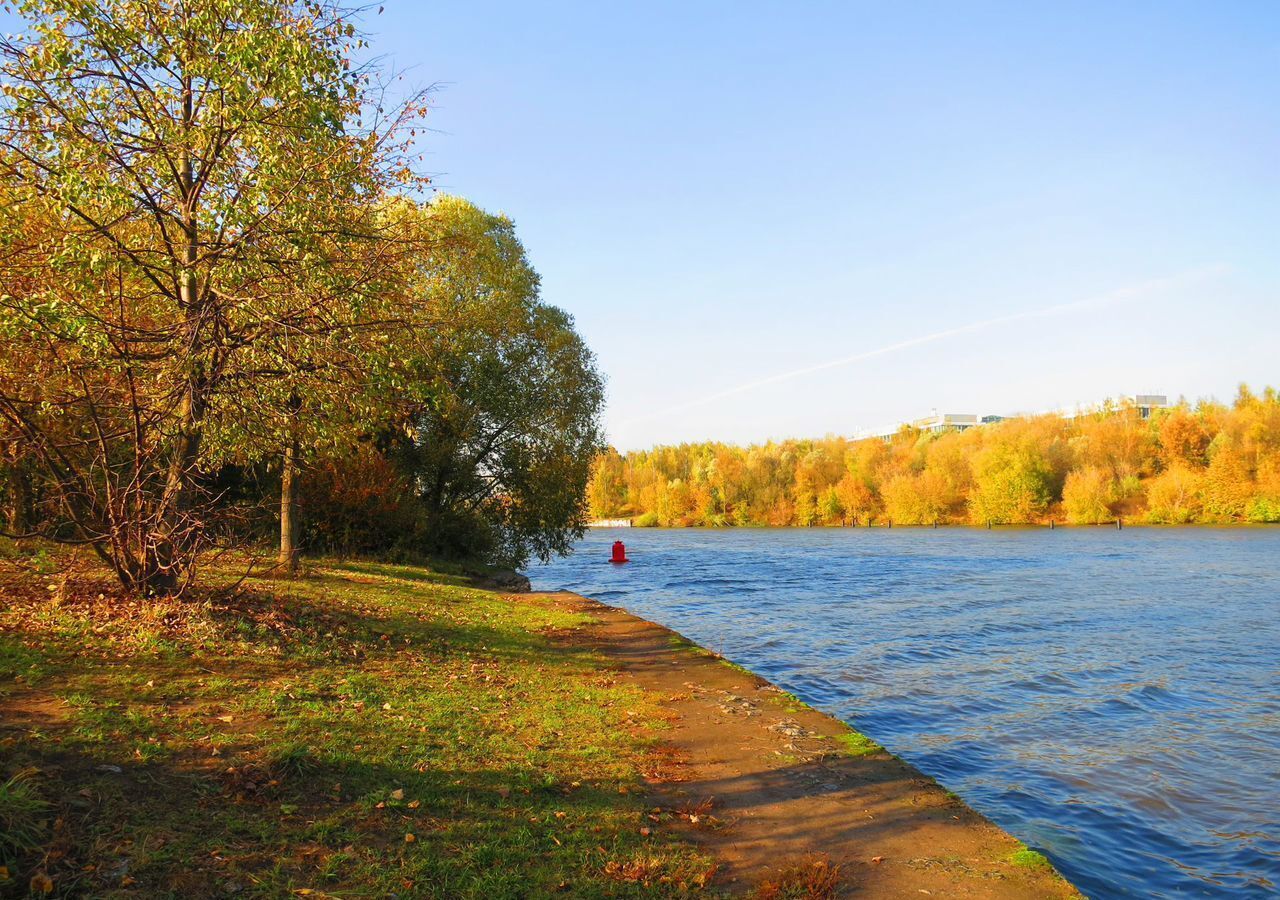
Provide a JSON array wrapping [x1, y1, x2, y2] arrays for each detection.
[[532, 527, 1280, 898]]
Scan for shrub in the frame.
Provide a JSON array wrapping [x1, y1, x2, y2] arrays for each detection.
[[1145, 465, 1204, 524], [1062, 467, 1115, 524]]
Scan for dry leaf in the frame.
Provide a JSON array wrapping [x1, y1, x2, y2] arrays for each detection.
[[872, 856, 885, 864], [404, 833, 416, 843], [391, 788, 404, 800], [30, 872, 53, 894], [407, 799, 421, 809]]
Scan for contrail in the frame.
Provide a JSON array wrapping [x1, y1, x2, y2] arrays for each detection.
[[617, 265, 1226, 427]]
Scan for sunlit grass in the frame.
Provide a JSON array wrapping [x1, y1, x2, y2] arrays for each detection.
[[0, 557, 717, 897]]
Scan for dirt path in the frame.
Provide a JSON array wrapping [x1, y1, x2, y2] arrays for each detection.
[[535, 591, 1080, 899]]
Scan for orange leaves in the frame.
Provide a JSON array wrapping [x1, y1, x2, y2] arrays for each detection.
[[755, 854, 842, 900]]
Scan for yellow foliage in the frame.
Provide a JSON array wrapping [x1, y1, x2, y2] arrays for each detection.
[[1062, 467, 1116, 524], [590, 387, 1280, 526]]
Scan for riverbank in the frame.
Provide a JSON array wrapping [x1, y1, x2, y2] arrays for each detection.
[[0, 557, 1076, 897], [538, 590, 1078, 898]]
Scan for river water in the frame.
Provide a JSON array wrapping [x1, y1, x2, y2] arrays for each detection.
[[529, 527, 1280, 898]]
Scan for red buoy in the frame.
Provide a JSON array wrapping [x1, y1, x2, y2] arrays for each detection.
[[610, 540, 629, 564]]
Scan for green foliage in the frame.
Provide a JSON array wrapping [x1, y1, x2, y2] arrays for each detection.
[[1246, 496, 1280, 523], [0, 0, 428, 592], [299, 197, 605, 569]]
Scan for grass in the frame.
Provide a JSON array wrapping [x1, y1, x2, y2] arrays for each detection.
[[1009, 846, 1054, 870], [0, 555, 717, 898], [0, 769, 49, 858], [834, 730, 883, 758]]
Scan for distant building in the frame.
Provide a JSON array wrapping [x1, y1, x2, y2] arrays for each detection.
[[860, 412, 978, 441], [912, 412, 979, 434], [855, 392, 1168, 441], [1133, 394, 1169, 419], [1050, 394, 1170, 421]]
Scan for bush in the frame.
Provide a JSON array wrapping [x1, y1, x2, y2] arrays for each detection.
[[1062, 467, 1115, 524], [1145, 465, 1204, 524], [1246, 496, 1280, 523]]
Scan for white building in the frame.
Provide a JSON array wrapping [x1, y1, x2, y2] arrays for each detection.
[[855, 393, 1168, 441]]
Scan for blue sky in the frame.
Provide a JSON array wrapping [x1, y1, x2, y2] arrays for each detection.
[[9, 2, 1279, 449]]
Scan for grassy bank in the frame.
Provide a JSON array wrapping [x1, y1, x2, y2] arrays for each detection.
[[0, 556, 716, 898]]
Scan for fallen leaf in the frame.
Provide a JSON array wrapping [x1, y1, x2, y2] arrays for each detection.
[[872, 856, 884, 864], [217, 715, 234, 723], [404, 833, 416, 843], [391, 788, 404, 800], [639, 827, 651, 836], [30, 872, 53, 894], [407, 799, 421, 809]]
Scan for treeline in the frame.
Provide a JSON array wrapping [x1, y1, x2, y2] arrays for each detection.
[[0, 1, 602, 594], [590, 389, 1280, 527]]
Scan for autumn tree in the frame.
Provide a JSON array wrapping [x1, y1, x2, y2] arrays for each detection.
[[1145, 465, 1204, 523], [1062, 467, 1116, 524], [0, 0, 425, 592], [968, 441, 1053, 524], [386, 197, 605, 567], [593, 388, 1279, 529], [587, 449, 628, 519], [1159, 409, 1211, 468]]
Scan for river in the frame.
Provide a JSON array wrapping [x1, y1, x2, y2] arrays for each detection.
[[529, 527, 1280, 898]]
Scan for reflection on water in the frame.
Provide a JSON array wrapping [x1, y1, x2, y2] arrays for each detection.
[[530, 527, 1280, 898]]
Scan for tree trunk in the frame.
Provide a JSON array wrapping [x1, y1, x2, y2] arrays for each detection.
[[145, 75, 203, 596], [279, 441, 300, 575], [5, 453, 30, 534]]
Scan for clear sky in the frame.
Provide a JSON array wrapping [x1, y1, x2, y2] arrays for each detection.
[[9, 2, 1279, 450]]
